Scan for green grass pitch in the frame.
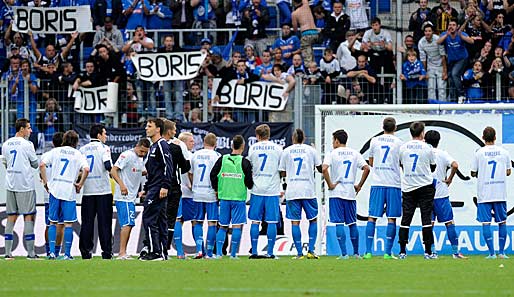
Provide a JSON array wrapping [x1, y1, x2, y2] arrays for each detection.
[[1, 256, 512, 296]]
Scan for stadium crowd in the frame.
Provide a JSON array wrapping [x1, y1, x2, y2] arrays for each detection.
[[1, 0, 514, 137]]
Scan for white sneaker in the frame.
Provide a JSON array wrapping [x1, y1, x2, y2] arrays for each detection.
[[458, 96, 465, 104]]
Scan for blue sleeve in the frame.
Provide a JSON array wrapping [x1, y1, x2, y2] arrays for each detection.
[[293, 36, 300, 51], [462, 69, 473, 81], [239, 0, 249, 11]]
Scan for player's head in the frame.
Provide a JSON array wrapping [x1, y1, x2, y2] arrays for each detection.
[[292, 128, 305, 144], [163, 119, 177, 139], [332, 129, 348, 147], [255, 124, 271, 141], [135, 138, 151, 157], [52, 132, 64, 148], [204, 133, 217, 148], [178, 132, 195, 151], [482, 126, 496, 143], [146, 118, 164, 138], [232, 135, 245, 152], [15, 118, 32, 138], [409, 122, 425, 138], [62, 130, 79, 148], [90, 124, 107, 143], [383, 117, 396, 133], [424, 130, 440, 148]]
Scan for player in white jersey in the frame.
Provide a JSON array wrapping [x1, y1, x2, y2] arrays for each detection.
[[398, 122, 437, 260], [364, 117, 403, 260], [1, 118, 39, 260], [323, 129, 370, 259], [40, 130, 90, 260], [79, 124, 114, 260], [425, 130, 467, 259], [248, 124, 283, 259], [279, 129, 322, 259], [41, 132, 65, 257], [190, 133, 221, 259], [174, 132, 195, 259], [111, 138, 150, 260], [471, 127, 512, 259]]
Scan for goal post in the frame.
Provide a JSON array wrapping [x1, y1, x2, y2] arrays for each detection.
[[314, 103, 514, 256]]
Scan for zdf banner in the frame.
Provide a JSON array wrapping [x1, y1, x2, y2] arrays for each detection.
[[131, 51, 207, 81], [212, 78, 289, 111], [12, 5, 93, 33], [71, 82, 118, 114]]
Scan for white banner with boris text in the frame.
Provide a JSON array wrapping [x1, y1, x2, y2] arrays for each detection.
[[13, 5, 93, 33]]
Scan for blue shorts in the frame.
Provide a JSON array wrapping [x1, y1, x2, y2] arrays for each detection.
[[48, 194, 77, 223], [329, 198, 356, 225], [368, 186, 402, 218], [432, 197, 454, 223], [193, 201, 219, 222], [477, 201, 507, 223], [248, 194, 280, 223], [177, 197, 195, 221], [219, 200, 247, 226], [286, 198, 318, 221], [115, 201, 136, 227]]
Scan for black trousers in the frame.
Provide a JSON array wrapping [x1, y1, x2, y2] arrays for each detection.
[[166, 190, 181, 250], [142, 188, 167, 255], [79, 194, 113, 259], [399, 184, 435, 252]]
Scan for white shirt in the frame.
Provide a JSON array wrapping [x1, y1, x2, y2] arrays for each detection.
[[433, 148, 455, 199], [418, 35, 446, 69], [399, 140, 436, 192], [279, 143, 321, 200], [323, 147, 367, 200], [190, 148, 221, 202], [41, 150, 54, 203], [248, 140, 283, 196], [181, 149, 194, 198], [80, 140, 113, 196], [369, 134, 402, 188], [471, 145, 511, 203], [2, 136, 38, 192], [346, 0, 369, 30], [362, 29, 393, 52], [113, 149, 145, 202], [41, 146, 89, 201]]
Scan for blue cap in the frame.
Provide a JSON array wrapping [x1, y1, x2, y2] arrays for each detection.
[[201, 38, 212, 44], [210, 46, 222, 56]]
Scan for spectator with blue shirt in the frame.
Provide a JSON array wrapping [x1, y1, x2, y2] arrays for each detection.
[[242, 0, 270, 56], [146, 0, 173, 41], [254, 49, 273, 77], [276, 0, 291, 26], [272, 23, 300, 67], [191, 0, 218, 45], [400, 49, 428, 104], [462, 60, 485, 100], [437, 19, 474, 102], [122, 0, 149, 30]]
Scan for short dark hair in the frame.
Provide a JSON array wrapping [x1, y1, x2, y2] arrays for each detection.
[[293, 128, 305, 143], [383, 117, 396, 133], [483, 126, 496, 143], [371, 17, 381, 25], [15, 118, 30, 132], [424, 130, 440, 148], [90, 124, 106, 139], [333, 129, 348, 144], [232, 135, 245, 150], [148, 118, 165, 136], [137, 138, 151, 148], [52, 132, 64, 148], [410, 122, 425, 137], [62, 130, 79, 148]]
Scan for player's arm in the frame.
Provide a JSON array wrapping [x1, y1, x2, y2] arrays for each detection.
[[355, 164, 370, 194], [39, 161, 49, 191], [507, 169, 511, 176], [75, 165, 90, 193], [110, 166, 128, 195], [322, 164, 337, 190], [445, 161, 458, 186], [242, 158, 254, 189], [210, 156, 222, 192], [368, 157, 374, 167], [103, 147, 113, 172]]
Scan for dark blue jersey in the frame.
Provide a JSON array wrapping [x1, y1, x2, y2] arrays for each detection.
[[145, 138, 173, 191]]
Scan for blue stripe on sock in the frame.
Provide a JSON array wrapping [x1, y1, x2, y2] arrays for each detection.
[[24, 234, 35, 241], [5, 234, 13, 240]]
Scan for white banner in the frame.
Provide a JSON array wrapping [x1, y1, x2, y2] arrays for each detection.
[[12, 5, 93, 33], [131, 52, 206, 82], [212, 78, 289, 111], [71, 82, 118, 114]]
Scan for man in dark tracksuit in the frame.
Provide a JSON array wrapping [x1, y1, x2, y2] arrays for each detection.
[[162, 119, 191, 256], [140, 118, 173, 261]]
